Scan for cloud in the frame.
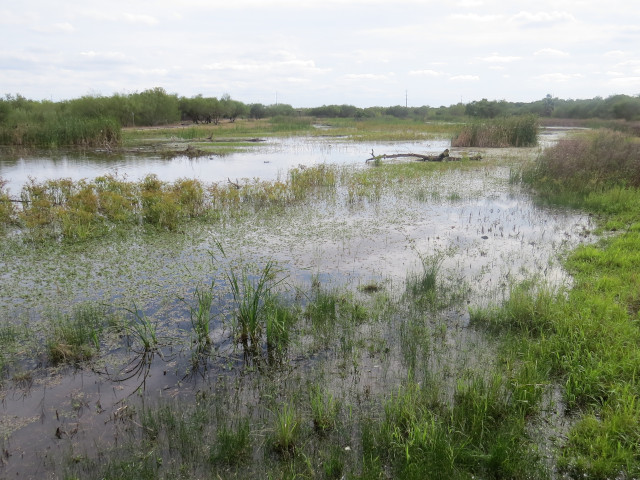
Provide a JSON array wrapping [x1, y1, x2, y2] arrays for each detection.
[[478, 54, 521, 63], [534, 48, 569, 58], [534, 73, 583, 82], [604, 50, 627, 58], [122, 13, 159, 25], [81, 10, 159, 25], [409, 69, 444, 77], [450, 13, 503, 22], [510, 11, 576, 26], [450, 75, 480, 81], [344, 73, 394, 81], [608, 76, 640, 88]]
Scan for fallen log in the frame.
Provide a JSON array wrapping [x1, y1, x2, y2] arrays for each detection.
[[365, 149, 482, 163]]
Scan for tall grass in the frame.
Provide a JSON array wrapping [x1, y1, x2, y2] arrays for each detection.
[[452, 114, 538, 147], [524, 129, 640, 192], [1, 115, 121, 147]]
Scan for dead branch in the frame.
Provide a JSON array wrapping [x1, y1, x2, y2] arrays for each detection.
[[227, 178, 241, 189], [365, 149, 482, 163]]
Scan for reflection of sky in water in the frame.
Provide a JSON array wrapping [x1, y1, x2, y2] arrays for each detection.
[[0, 137, 450, 195]]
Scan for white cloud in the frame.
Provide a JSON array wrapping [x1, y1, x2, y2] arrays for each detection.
[[510, 11, 576, 26], [450, 75, 480, 81], [478, 54, 521, 63], [534, 73, 583, 82], [409, 69, 444, 76], [450, 13, 503, 22], [534, 48, 569, 58], [608, 76, 640, 88], [344, 73, 394, 81], [122, 13, 159, 25], [604, 50, 626, 58]]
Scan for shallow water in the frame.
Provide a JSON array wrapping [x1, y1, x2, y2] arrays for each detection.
[[0, 131, 595, 476], [0, 137, 451, 196]]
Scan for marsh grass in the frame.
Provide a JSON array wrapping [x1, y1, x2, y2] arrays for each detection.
[[270, 403, 301, 456], [524, 129, 640, 193], [210, 418, 251, 465], [405, 249, 466, 310], [0, 177, 15, 227], [0, 321, 28, 381], [469, 281, 557, 336], [123, 307, 159, 354], [185, 280, 215, 348], [309, 386, 340, 434], [1, 115, 121, 148], [452, 115, 538, 148], [46, 303, 109, 364]]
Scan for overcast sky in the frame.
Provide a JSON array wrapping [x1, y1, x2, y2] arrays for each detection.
[[2, 0, 639, 108]]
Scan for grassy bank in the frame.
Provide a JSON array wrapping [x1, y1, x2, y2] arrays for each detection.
[[474, 128, 640, 478]]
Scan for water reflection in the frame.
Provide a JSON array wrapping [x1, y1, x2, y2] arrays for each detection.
[[0, 137, 450, 195]]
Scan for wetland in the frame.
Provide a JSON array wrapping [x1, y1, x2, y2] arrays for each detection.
[[0, 121, 634, 479]]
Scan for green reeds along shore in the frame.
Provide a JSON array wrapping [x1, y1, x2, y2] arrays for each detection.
[[452, 114, 539, 147]]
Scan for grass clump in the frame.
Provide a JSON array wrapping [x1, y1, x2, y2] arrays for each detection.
[[452, 114, 538, 147], [309, 386, 340, 434], [270, 402, 301, 456], [46, 303, 109, 364], [469, 281, 557, 336]]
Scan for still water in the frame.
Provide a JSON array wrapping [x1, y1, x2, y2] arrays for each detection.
[[0, 137, 451, 195]]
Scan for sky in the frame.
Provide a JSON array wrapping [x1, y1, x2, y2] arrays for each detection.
[[2, 0, 640, 108]]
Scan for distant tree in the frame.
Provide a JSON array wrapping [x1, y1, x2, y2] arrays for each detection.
[[249, 103, 267, 119], [266, 103, 296, 117]]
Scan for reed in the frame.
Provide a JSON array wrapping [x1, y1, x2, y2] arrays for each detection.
[[452, 115, 538, 148]]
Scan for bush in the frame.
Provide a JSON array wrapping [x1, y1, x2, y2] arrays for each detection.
[[527, 129, 640, 190]]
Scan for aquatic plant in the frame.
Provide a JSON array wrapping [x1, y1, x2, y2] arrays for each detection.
[[46, 303, 109, 365], [210, 419, 251, 465], [310, 386, 339, 434], [270, 402, 300, 456], [452, 114, 538, 148]]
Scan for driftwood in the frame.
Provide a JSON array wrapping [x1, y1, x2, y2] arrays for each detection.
[[365, 148, 482, 163]]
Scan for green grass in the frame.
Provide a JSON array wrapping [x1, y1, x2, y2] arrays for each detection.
[[481, 128, 640, 478], [46, 302, 110, 364]]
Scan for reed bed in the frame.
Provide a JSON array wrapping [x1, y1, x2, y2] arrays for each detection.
[[452, 115, 538, 147], [3, 164, 338, 242]]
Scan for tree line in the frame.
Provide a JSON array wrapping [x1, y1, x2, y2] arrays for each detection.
[[1, 88, 639, 146]]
